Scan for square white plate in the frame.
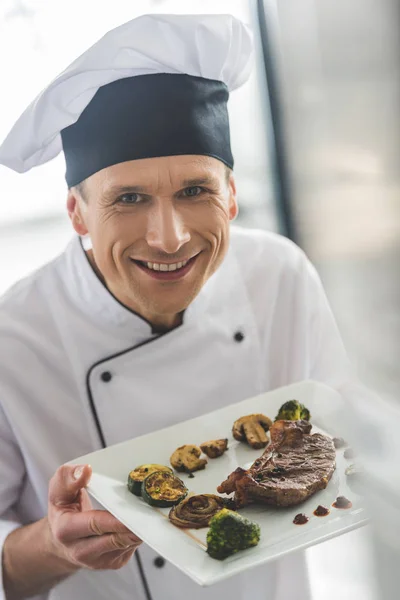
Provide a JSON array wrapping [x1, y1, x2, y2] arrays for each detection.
[[69, 380, 367, 586]]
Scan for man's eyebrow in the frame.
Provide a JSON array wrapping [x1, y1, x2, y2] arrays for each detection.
[[181, 176, 218, 187]]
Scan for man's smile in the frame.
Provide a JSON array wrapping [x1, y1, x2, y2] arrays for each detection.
[[129, 253, 200, 281]]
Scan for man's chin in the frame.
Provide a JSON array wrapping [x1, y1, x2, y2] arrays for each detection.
[[139, 292, 200, 325], [145, 301, 190, 319]]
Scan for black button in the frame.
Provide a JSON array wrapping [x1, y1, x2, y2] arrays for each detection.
[[153, 556, 165, 568], [234, 331, 245, 342], [100, 371, 112, 382]]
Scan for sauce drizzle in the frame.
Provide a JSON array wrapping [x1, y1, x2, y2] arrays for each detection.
[[333, 437, 346, 449], [313, 505, 330, 517], [344, 448, 355, 459], [332, 496, 352, 510], [293, 513, 309, 525]]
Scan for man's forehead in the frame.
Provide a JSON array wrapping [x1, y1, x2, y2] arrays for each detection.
[[98, 155, 225, 190]]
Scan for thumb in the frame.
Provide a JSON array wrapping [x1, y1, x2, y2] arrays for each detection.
[[49, 464, 92, 507]]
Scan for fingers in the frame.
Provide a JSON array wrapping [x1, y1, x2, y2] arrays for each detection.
[[97, 547, 138, 571], [67, 532, 141, 566], [54, 509, 138, 543], [87, 546, 138, 571], [49, 464, 92, 507]]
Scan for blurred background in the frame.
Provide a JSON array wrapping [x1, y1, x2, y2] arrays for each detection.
[[1, 0, 399, 598]]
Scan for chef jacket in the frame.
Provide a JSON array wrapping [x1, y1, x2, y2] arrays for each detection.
[[0, 225, 352, 600]]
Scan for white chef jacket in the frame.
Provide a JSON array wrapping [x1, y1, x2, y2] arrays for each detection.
[[0, 226, 352, 600]]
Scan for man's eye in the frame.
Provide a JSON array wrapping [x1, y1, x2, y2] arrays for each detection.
[[118, 193, 141, 204], [183, 186, 203, 197]]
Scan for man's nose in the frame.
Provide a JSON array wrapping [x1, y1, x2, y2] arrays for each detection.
[[146, 200, 191, 254]]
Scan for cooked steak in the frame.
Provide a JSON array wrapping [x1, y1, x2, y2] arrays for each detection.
[[217, 420, 336, 507]]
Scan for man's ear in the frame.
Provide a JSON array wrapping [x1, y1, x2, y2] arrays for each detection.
[[227, 173, 239, 221], [67, 189, 89, 236]]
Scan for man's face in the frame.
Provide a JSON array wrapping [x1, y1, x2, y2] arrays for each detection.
[[68, 155, 238, 329]]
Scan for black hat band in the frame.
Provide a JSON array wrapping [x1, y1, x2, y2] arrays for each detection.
[[61, 73, 233, 187]]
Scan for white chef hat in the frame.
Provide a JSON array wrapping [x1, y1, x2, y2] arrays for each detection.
[[0, 14, 253, 187]]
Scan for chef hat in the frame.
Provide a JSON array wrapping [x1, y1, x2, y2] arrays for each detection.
[[0, 14, 253, 187]]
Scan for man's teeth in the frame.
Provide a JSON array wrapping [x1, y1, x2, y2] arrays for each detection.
[[144, 259, 189, 271]]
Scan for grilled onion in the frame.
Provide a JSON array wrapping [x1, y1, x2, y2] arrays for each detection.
[[169, 494, 233, 529]]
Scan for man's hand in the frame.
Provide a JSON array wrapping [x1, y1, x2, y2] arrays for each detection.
[[47, 464, 141, 570], [3, 464, 142, 600]]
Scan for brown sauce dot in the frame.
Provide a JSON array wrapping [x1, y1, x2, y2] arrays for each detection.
[[344, 448, 355, 459], [313, 505, 330, 517], [333, 437, 346, 449], [332, 496, 352, 509], [293, 513, 309, 525], [188, 473, 195, 479]]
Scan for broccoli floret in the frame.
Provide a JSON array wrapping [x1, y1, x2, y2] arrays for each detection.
[[206, 508, 260, 560], [300, 405, 310, 421], [275, 399, 311, 422]]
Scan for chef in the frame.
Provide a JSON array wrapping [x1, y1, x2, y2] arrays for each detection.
[[0, 13, 354, 600]]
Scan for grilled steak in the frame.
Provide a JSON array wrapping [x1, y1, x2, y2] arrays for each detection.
[[217, 420, 336, 507]]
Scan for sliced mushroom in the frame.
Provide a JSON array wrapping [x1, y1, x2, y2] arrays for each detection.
[[170, 444, 207, 473], [200, 439, 228, 459], [232, 414, 273, 449]]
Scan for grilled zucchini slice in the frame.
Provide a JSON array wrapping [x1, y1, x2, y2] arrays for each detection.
[[128, 464, 173, 496], [141, 471, 188, 507]]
